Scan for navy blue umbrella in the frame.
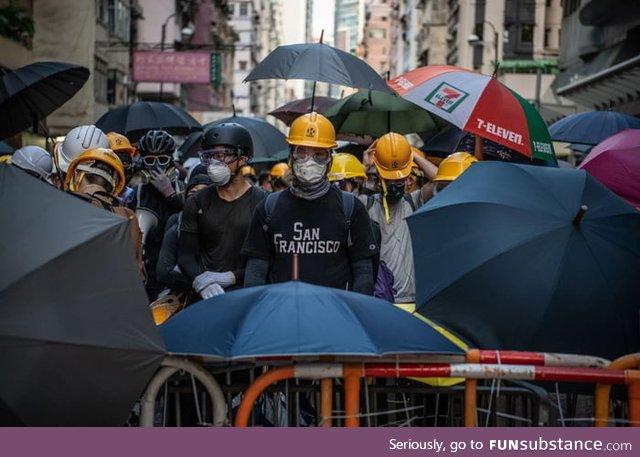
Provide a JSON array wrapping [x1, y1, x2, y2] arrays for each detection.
[[408, 162, 640, 360], [204, 115, 287, 159], [548, 110, 640, 145], [0, 141, 14, 155], [161, 281, 463, 361]]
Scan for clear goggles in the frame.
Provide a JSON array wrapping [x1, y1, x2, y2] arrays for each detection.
[[199, 147, 240, 165], [142, 155, 172, 168], [290, 146, 331, 164]]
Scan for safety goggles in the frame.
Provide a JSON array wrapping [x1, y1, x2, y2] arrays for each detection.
[[199, 147, 240, 165], [290, 146, 331, 164], [332, 179, 355, 191], [385, 178, 408, 186], [142, 155, 172, 168]]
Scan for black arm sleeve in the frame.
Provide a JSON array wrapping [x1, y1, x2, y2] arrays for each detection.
[[165, 192, 184, 213], [244, 257, 269, 288], [177, 230, 202, 282], [156, 224, 192, 292], [351, 258, 374, 295]]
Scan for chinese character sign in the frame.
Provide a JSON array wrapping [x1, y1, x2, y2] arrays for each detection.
[[132, 51, 212, 83]]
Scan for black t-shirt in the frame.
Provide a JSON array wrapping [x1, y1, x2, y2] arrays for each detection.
[[241, 187, 378, 289], [181, 185, 265, 274]]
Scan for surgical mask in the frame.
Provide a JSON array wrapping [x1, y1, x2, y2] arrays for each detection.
[[385, 183, 406, 204], [293, 160, 327, 185], [207, 160, 231, 186]]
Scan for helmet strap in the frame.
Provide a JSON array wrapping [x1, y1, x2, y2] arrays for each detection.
[[379, 179, 391, 224]]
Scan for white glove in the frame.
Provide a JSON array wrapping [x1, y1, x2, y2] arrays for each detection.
[[192, 271, 236, 292], [200, 283, 225, 299], [150, 170, 175, 198]]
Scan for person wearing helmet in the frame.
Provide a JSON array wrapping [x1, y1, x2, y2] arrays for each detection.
[[178, 122, 267, 300], [10, 145, 58, 186], [432, 151, 478, 195], [63, 148, 144, 277], [241, 165, 257, 186], [359, 132, 438, 304], [107, 131, 138, 205], [242, 112, 378, 294], [134, 129, 185, 300], [269, 162, 291, 191], [327, 153, 367, 194], [54, 125, 109, 183]]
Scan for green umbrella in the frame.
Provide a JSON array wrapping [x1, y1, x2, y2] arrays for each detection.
[[324, 89, 448, 138]]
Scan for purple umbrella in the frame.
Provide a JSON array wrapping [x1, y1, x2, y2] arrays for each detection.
[[578, 129, 640, 208]]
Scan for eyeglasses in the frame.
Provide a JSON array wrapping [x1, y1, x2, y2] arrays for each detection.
[[386, 178, 407, 186], [199, 147, 240, 165], [290, 146, 331, 164], [332, 179, 354, 191], [142, 155, 171, 167]]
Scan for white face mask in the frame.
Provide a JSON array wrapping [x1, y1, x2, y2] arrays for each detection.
[[293, 160, 327, 184], [207, 161, 231, 187]]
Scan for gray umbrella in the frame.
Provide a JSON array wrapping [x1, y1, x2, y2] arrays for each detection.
[[0, 165, 165, 425], [244, 42, 393, 95]]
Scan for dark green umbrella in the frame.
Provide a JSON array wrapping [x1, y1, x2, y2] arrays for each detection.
[[324, 89, 448, 138]]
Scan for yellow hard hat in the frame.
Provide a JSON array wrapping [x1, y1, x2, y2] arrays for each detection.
[[64, 147, 126, 195], [241, 165, 256, 176], [107, 132, 136, 156], [434, 151, 478, 182], [286, 112, 337, 149], [373, 132, 413, 180], [270, 162, 289, 179], [328, 153, 366, 181]]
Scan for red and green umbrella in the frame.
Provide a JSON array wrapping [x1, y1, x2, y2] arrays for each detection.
[[389, 65, 556, 163]]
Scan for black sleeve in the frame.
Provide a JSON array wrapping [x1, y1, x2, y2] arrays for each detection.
[[244, 257, 270, 288], [240, 200, 273, 261], [177, 196, 202, 281], [351, 258, 374, 295], [347, 197, 379, 262], [156, 222, 191, 292], [165, 191, 184, 213]]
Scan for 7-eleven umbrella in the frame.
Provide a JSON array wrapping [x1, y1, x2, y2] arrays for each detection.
[[389, 65, 556, 163]]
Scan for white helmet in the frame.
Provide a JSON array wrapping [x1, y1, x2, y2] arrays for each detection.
[[12, 145, 56, 184], [55, 125, 109, 173]]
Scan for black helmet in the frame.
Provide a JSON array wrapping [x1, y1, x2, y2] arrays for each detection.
[[202, 123, 253, 158], [138, 130, 176, 156]]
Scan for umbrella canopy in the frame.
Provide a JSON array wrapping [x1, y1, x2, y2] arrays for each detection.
[[161, 281, 464, 361], [0, 165, 165, 425], [407, 162, 640, 360], [0, 61, 89, 140], [0, 140, 14, 155], [421, 124, 557, 166], [578, 128, 640, 208], [389, 65, 556, 163], [204, 115, 287, 158], [269, 96, 338, 125], [548, 110, 640, 145], [244, 42, 393, 94], [95, 101, 201, 142], [324, 89, 448, 137], [177, 130, 203, 162]]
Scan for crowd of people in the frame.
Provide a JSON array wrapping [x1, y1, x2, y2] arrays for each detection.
[[5, 112, 479, 315]]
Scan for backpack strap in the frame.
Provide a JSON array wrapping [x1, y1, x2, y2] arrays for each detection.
[[404, 193, 416, 212], [366, 194, 375, 211], [262, 191, 282, 232], [339, 190, 356, 231]]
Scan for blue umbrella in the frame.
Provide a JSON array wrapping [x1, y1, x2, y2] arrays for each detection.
[[160, 281, 464, 361], [0, 140, 15, 155], [548, 110, 640, 145], [407, 162, 640, 360], [204, 115, 287, 159]]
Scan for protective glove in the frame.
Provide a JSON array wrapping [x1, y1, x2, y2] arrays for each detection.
[[200, 283, 225, 299], [192, 271, 236, 292], [150, 170, 176, 198]]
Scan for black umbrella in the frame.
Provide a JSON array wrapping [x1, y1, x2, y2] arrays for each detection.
[[95, 101, 201, 142], [204, 115, 287, 158], [268, 96, 339, 125], [177, 130, 203, 162], [0, 165, 165, 425], [244, 41, 394, 96], [0, 61, 89, 140]]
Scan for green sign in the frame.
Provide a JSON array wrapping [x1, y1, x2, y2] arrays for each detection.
[[210, 52, 221, 84]]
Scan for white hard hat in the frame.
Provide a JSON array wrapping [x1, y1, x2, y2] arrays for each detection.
[[12, 145, 56, 183], [55, 125, 109, 173]]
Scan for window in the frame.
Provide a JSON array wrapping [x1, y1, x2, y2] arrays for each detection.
[[108, 0, 130, 40], [96, 0, 108, 24], [239, 2, 249, 16], [94, 57, 108, 103], [239, 60, 248, 71], [521, 24, 533, 43], [544, 27, 551, 47], [239, 31, 251, 43], [369, 29, 386, 39]]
